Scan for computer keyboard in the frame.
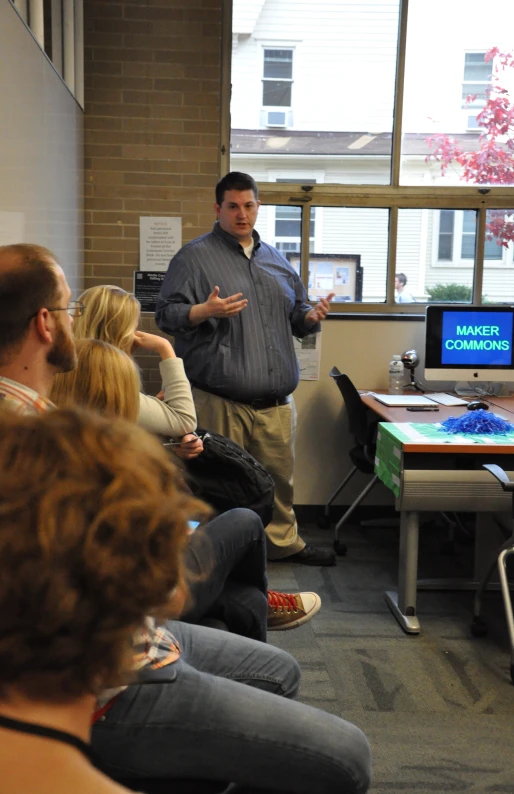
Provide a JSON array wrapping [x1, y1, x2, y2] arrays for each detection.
[[426, 393, 468, 407]]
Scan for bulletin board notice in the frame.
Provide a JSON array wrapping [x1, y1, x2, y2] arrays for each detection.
[[139, 216, 181, 272], [134, 271, 165, 313], [293, 332, 321, 380]]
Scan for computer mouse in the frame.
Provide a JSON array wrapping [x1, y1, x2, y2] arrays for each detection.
[[466, 400, 489, 411]]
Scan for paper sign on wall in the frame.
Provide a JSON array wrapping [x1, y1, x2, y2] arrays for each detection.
[[294, 332, 321, 380], [139, 216, 181, 272]]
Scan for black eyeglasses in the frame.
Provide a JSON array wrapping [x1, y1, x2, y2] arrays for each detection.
[[29, 301, 85, 320]]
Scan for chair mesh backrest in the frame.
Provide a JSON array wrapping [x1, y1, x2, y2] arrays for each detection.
[[329, 367, 370, 447]]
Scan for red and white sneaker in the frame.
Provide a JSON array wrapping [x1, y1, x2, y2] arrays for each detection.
[[267, 590, 321, 631]]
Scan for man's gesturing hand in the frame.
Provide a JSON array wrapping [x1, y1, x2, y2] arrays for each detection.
[[189, 286, 248, 325], [305, 292, 335, 326], [205, 286, 248, 318]]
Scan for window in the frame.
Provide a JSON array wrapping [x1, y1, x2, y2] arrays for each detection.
[[228, 0, 514, 312], [436, 210, 504, 264], [262, 49, 293, 108], [482, 209, 514, 301], [462, 52, 493, 128], [10, 0, 84, 106], [307, 207, 389, 303], [273, 179, 315, 254], [438, 210, 454, 261], [274, 206, 316, 253], [462, 211, 502, 260]]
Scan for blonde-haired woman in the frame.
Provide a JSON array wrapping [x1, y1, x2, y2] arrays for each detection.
[[50, 338, 140, 423], [50, 337, 321, 642], [74, 285, 201, 456]]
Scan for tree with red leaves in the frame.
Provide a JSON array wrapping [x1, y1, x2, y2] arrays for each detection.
[[426, 48, 514, 249]]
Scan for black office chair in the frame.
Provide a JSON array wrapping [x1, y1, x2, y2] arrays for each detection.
[[318, 367, 380, 556], [471, 463, 514, 685]]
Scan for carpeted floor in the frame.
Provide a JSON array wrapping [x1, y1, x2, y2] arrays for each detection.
[[267, 520, 514, 793]]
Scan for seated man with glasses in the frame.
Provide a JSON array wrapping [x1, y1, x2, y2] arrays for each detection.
[[0, 243, 78, 411]]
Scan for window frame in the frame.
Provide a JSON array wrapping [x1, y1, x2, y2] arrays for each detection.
[[267, 174, 323, 254], [222, 0, 514, 315]]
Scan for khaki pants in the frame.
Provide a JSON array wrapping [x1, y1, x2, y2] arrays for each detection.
[[193, 388, 305, 560]]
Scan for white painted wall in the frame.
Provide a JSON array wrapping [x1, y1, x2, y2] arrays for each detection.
[[0, 3, 83, 293]]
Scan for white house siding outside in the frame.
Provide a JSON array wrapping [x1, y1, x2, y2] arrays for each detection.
[[230, 0, 514, 304]]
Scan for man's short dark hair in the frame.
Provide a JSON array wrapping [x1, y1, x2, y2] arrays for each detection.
[[215, 172, 259, 206], [396, 272, 407, 287], [0, 244, 60, 363]]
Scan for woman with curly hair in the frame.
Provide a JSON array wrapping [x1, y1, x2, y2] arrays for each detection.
[[0, 407, 204, 793]]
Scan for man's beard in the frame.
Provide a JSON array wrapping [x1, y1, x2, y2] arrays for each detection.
[[47, 322, 77, 373]]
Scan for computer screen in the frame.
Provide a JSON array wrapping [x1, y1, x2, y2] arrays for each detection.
[[425, 305, 514, 381]]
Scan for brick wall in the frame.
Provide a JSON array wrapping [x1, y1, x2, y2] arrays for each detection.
[[84, 0, 223, 391]]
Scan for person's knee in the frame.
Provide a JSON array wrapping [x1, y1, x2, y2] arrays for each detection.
[[272, 646, 301, 699], [225, 508, 265, 543], [342, 726, 372, 794]]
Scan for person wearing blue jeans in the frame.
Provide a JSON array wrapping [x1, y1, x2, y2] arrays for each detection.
[[181, 508, 322, 638], [92, 621, 372, 793], [182, 508, 268, 641]]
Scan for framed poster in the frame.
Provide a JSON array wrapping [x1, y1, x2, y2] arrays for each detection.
[[287, 254, 363, 303]]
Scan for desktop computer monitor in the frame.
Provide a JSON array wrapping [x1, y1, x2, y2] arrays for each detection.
[[425, 305, 514, 382]]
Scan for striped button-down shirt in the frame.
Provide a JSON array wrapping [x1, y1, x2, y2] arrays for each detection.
[[155, 223, 319, 403], [0, 377, 54, 414]]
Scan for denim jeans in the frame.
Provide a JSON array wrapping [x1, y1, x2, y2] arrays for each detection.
[[92, 622, 372, 794], [181, 508, 268, 642]]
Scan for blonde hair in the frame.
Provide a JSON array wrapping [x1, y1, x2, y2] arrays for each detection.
[[0, 407, 208, 702], [50, 338, 140, 422], [73, 285, 140, 355]]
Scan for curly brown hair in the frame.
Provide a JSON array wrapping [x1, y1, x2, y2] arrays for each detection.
[[0, 406, 209, 703]]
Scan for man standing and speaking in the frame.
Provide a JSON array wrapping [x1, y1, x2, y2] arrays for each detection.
[[156, 172, 335, 565]]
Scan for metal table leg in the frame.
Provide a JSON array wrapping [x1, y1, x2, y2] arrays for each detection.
[[385, 510, 421, 634]]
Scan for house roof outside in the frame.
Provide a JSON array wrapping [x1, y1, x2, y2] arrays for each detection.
[[231, 129, 484, 157]]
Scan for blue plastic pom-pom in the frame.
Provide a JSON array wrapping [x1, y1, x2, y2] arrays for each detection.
[[439, 409, 514, 435]]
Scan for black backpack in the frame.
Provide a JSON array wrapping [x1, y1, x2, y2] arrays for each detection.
[[182, 428, 275, 528]]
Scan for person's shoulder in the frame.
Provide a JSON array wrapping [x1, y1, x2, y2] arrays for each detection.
[[168, 232, 217, 273], [258, 240, 290, 264], [175, 231, 215, 258], [258, 241, 300, 275]]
